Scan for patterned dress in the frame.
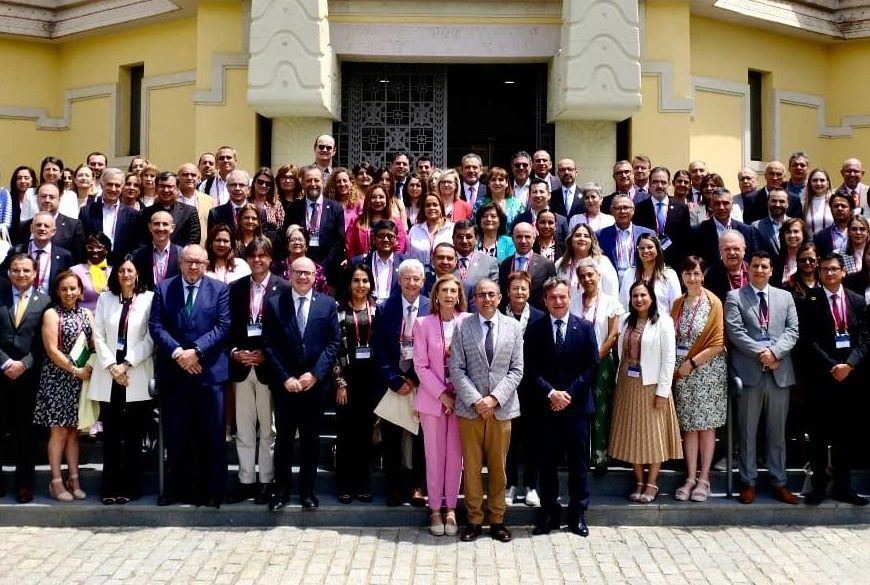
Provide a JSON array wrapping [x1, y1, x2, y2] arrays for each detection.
[[673, 296, 728, 431], [33, 305, 92, 427]]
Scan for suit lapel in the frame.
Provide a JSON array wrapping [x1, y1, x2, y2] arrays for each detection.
[[467, 316, 488, 364]]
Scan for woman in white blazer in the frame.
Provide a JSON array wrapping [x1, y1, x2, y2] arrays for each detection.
[[90, 257, 155, 505], [608, 280, 682, 504]]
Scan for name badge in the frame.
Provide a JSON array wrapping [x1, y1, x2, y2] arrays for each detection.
[[355, 346, 372, 359], [756, 334, 771, 346], [835, 333, 851, 349], [627, 365, 641, 378], [116, 338, 126, 352], [659, 235, 673, 250], [400, 344, 414, 361], [676, 345, 689, 358], [247, 323, 263, 337], [309, 235, 320, 247]]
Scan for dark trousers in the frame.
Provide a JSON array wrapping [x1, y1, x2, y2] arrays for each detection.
[[335, 381, 375, 495], [0, 373, 38, 490], [808, 381, 856, 493], [506, 408, 539, 489], [100, 383, 152, 499], [163, 379, 226, 503], [380, 417, 426, 499], [273, 390, 323, 496], [538, 414, 590, 520]]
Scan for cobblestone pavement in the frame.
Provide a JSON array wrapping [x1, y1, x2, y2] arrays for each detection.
[[0, 525, 868, 585]]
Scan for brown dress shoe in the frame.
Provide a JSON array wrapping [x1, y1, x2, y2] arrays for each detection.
[[490, 523, 512, 542], [460, 523, 483, 542], [410, 488, 426, 507], [16, 487, 34, 504], [772, 486, 799, 505], [738, 484, 755, 504]]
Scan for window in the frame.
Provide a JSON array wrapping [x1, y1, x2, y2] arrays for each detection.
[[119, 63, 144, 157], [748, 70, 764, 162]]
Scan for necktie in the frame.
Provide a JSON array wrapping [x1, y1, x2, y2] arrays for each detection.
[[404, 305, 416, 340], [555, 319, 564, 351], [296, 296, 308, 335], [656, 201, 666, 234], [637, 188, 646, 200], [517, 256, 528, 271], [564, 188, 571, 210], [185, 285, 195, 316], [32, 249, 44, 289], [484, 320, 494, 364], [757, 291, 768, 329], [308, 202, 319, 234], [467, 186, 474, 204], [831, 293, 844, 332], [14, 292, 29, 327], [459, 257, 468, 280], [234, 206, 241, 226]]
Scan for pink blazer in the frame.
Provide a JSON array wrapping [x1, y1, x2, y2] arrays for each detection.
[[413, 312, 472, 416], [345, 215, 408, 260]]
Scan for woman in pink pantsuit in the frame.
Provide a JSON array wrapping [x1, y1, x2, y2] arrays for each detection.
[[414, 274, 471, 537]]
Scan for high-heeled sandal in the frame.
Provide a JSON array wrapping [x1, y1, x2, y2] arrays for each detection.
[[444, 509, 458, 536], [429, 511, 445, 536], [66, 474, 87, 500], [49, 478, 73, 502], [628, 482, 645, 502], [638, 484, 659, 504], [674, 478, 697, 501], [690, 479, 710, 502]]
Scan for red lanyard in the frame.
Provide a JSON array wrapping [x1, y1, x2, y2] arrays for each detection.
[[580, 293, 599, 327], [153, 247, 169, 284], [352, 304, 374, 347], [676, 294, 704, 340], [119, 295, 135, 338], [439, 316, 454, 364], [249, 278, 267, 323], [307, 201, 322, 234], [830, 293, 847, 333], [373, 257, 393, 295], [458, 252, 474, 281], [615, 229, 634, 269], [728, 264, 749, 290], [628, 322, 644, 361]]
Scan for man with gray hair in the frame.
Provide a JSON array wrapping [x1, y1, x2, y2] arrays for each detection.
[[16, 183, 85, 263], [696, 188, 758, 268], [207, 169, 264, 233], [3, 211, 73, 295], [460, 153, 486, 208], [78, 168, 139, 263], [138, 171, 201, 246]]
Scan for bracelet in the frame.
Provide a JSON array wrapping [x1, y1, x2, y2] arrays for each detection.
[[689, 358, 698, 370]]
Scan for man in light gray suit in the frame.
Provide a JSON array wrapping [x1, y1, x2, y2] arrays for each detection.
[[449, 278, 523, 543], [724, 249, 800, 505], [452, 220, 498, 312]]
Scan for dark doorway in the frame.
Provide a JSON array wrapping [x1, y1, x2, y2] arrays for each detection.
[[446, 64, 552, 170]]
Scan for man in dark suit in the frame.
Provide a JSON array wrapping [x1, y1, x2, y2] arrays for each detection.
[[752, 188, 790, 257], [835, 157, 869, 215], [498, 222, 556, 310], [138, 171, 201, 246], [131, 211, 182, 291], [633, 167, 691, 268], [704, 230, 749, 302], [149, 244, 230, 508], [550, 159, 585, 220], [284, 165, 345, 287], [596, 194, 655, 283], [531, 150, 561, 192], [207, 169, 266, 234], [800, 254, 869, 506], [694, 188, 758, 269], [262, 256, 340, 511], [724, 250, 800, 505], [0, 254, 51, 503], [373, 259, 431, 506], [5, 211, 74, 296], [453, 220, 498, 289], [526, 277, 599, 536], [391, 153, 411, 201], [78, 168, 139, 264], [16, 183, 85, 263], [225, 238, 291, 505], [743, 161, 802, 224], [601, 160, 647, 214], [350, 219, 404, 302], [813, 192, 854, 257], [459, 153, 486, 208]]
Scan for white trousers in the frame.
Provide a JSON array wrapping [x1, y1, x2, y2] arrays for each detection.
[[234, 369, 276, 484]]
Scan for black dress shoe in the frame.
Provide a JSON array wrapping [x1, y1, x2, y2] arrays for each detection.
[[832, 490, 870, 506], [570, 514, 589, 537], [301, 493, 319, 510], [410, 488, 426, 507], [226, 483, 256, 504], [356, 493, 373, 503], [490, 523, 512, 542], [460, 524, 483, 542], [386, 490, 403, 507], [157, 495, 176, 507], [255, 483, 272, 506], [268, 490, 289, 512], [531, 512, 560, 535], [804, 491, 826, 505], [338, 494, 353, 504], [204, 498, 221, 509], [16, 487, 34, 504]]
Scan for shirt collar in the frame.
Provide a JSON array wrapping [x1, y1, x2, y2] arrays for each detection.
[[183, 278, 202, 289], [713, 217, 731, 231], [550, 313, 568, 327], [749, 283, 770, 297], [292, 288, 313, 302], [478, 313, 497, 328], [401, 295, 419, 313], [826, 285, 844, 300], [14, 286, 32, 299]]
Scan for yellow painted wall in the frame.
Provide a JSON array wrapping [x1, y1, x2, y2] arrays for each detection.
[[821, 39, 870, 173], [149, 85, 196, 170], [691, 90, 744, 184]]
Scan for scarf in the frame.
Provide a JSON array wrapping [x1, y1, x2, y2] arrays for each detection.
[[670, 287, 724, 361], [89, 260, 109, 294]]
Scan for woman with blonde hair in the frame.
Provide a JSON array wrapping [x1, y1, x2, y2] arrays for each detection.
[[436, 169, 472, 223], [803, 168, 834, 236]]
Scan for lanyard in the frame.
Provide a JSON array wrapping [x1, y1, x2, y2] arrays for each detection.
[[676, 294, 704, 341], [580, 292, 599, 327], [754, 293, 770, 332], [728, 264, 749, 290], [352, 304, 374, 347], [307, 200, 322, 234], [249, 279, 266, 323], [373, 257, 393, 296], [830, 293, 848, 333], [104, 203, 119, 242], [427, 226, 439, 258], [119, 295, 135, 340], [439, 316, 454, 367], [615, 228, 634, 269], [30, 244, 49, 290], [458, 252, 474, 281], [153, 248, 169, 284], [807, 196, 831, 234], [628, 322, 644, 362]]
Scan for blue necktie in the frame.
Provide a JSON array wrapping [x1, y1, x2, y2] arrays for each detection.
[[656, 201, 666, 234]]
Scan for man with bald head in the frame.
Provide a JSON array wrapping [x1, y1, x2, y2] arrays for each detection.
[[836, 158, 870, 216], [3, 211, 73, 295], [16, 183, 85, 262], [744, 160, 802, 224], [150, 243, 231, 508], [177, 163, 214, 246], [596, 195, 655, 282], [78, 168, 138, 263], [498, 222, 556, 310], [207, 169, 265, 234], [704, 230, 748, 302], [262, 256, 340, 511], [131, 210, 182, 291], [552, 158, 585, 220]]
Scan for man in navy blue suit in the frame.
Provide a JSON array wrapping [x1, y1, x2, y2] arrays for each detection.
[[695, 188, 758, 269], [373, 258, 431, 506], [526, 277, 599, 537], [350, 219, 404, 302], [596, 195, 655, 284], [149, 244, 230, 508], [78, 168, 139, 264], [262, 256, 340, 511]]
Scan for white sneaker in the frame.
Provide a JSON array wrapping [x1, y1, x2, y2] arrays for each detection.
[[524, 488, 540, 507], [504, 485, 516, 505]]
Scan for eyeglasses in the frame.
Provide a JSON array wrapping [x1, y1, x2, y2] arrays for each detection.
[[183, 260, 207, 266], [612, 206, 633, 212], [255, 179, 273, 187], [513, 163, 529, 169], [293, 269, 315, 277], [316, 144, 334, 151], [375, 233, 397, 240], [798, 257, 817, 264], [228, 183, 247, 189], [820, 266, 842, 273], [217, 155, 234, 161], [474, 291, 499, 299]]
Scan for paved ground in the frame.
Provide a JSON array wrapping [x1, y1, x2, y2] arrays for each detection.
[[0, 524, 868, 585]]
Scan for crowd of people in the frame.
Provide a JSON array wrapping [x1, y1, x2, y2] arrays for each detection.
[[1, 139, 869, 542]]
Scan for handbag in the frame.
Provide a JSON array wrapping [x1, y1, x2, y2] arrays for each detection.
[[77, 355, 100, 431], [374, 388, 420, 435]]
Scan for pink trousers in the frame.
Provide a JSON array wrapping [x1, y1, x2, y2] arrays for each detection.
[[419, 412, 463, 510]]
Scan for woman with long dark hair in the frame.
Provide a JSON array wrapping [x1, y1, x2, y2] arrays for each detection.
[[345, 184, 408, 259], [249, 167, 284, 240]]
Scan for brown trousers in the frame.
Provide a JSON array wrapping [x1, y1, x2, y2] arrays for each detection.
[[458, 416, 512, 524]]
